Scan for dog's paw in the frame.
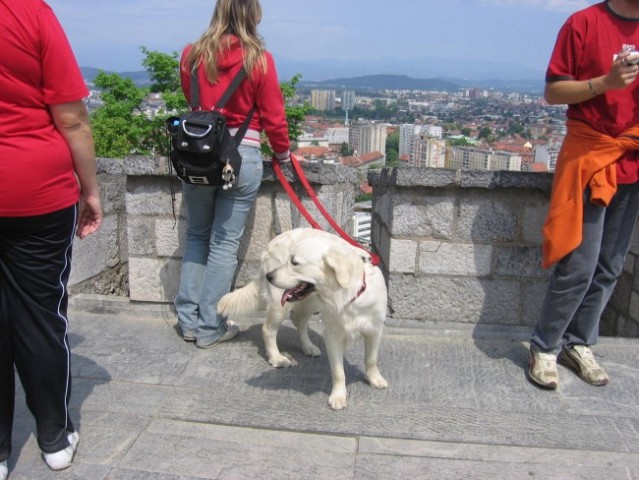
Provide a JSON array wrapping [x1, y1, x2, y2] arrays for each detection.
[[328, 388, 348, 410], [301, 343, 321, 357], [366, 369, 388, 389], [268, 352, 294, 368]]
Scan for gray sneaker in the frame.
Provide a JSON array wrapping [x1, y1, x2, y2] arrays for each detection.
[[528, 348, 558, 389], [559, 345, 608, 386], [196, 322, 240, 349]]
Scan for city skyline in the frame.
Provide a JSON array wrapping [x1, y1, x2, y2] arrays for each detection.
[[46, 0, 597, 80]]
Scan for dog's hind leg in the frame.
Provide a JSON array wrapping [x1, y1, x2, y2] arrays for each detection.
[[324, 326, 349, 410], [363, 327, 388, 389], [290, 300, 321, 357], [263, 306, 294, 368]]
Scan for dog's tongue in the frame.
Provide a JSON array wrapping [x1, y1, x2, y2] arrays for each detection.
[[281, 288, 295, 307]]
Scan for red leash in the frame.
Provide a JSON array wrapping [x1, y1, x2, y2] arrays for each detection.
[[272, 154, 380, 266]]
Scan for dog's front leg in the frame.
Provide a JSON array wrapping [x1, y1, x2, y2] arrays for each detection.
[[263, 307, 293, 368], [290, 300, 321, 357], [363, 327, 388, 389], [324, 326, 348, 410]]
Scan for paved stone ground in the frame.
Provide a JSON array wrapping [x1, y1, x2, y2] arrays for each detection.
[[4, 295, 639, 480]]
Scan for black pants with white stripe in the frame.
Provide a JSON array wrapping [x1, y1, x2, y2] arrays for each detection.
[[0, 205, 77, 460]]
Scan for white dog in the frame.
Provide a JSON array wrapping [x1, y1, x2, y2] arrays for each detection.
[[217, 228, 388, 410]]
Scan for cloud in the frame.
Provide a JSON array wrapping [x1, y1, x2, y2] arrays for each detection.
[[480, 0, 592, 11]]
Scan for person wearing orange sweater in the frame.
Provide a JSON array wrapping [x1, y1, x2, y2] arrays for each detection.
[[529, 0, 639, 390]]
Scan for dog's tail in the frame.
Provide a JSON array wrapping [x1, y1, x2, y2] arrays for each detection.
[[217, 280, 264, 318]]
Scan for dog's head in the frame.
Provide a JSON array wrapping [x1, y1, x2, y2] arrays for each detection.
[[266, 237, 366, 307]]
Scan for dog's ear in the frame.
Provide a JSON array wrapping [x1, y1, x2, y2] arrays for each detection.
[[324, 247, 364, 288]]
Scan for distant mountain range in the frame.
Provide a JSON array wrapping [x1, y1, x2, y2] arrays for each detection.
[[81, 63, 544, 94]]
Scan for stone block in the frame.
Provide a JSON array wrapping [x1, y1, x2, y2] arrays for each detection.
[[126, 177, 175, 216], [129, 257, 181, 302], [522, 280, 547, 327], [98, 173, 126, 216], [418, 241, 492, 277], [609, 271, 632, 313], [391, 192, 455, 238], [70, 214, 120, 285], [389, 239, 418, 273], [156, 218, 184, 257], [388, 274, 520, 325], [456, 194, 518, 243], [493, 247, 546, 278], [521, 198, 548, 245], [127, 217, 155, 256]]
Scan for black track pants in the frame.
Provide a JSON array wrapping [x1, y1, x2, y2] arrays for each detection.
[[0, 204, 77, 460]]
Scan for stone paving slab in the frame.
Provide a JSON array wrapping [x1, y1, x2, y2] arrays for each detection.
[[4, 295, 639, 479]]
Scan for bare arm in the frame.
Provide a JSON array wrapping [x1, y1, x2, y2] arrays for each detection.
[[49, 101, 103, 238], [545, 52, 639, 105]]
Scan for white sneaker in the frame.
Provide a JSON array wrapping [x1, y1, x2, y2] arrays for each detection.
[[0, 459, 7, 480], [43, 431, 79, 471]]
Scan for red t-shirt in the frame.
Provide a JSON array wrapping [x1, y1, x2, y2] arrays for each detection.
[[546, 1, 639, 184], [0, 0, 89, 216]]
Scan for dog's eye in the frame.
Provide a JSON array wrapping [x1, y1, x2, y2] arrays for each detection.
[[291, 258, 299, 266]]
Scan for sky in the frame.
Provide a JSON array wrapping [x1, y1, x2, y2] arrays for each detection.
[[45, 0, 597, 80]]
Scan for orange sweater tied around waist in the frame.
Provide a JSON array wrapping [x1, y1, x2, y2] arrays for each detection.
[[542, 119, 639, 268]]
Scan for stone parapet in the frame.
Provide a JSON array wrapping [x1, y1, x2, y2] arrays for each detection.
[[69, 158, 638, 336], [368, 167, 638, 335]]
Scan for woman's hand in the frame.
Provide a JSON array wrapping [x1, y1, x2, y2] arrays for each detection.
[[76, 193, 102, 239]]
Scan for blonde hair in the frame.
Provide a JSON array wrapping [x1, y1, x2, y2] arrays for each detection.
[[188, 0, 266, 82]]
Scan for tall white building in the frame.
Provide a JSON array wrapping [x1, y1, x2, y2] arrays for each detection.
[[342, 90, 356, 111], [311, 90, 336, 111], [398, 124, 420, 159], [349, 122, 387, 158], [410, 137, 447, 168], [400, 124, 443, 162]]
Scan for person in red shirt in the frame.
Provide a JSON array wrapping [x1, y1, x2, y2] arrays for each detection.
[[529, 0, 639, 390], [0, 0, 102, 476], [174, 0, 290, 348]]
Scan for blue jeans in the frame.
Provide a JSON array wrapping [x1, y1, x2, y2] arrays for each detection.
[[175, 146, 263, 344], [531, 182, 639, 354]]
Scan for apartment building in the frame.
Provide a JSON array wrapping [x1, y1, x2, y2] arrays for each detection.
[[410, 136, 447, 168], [348, 121, 387, 158], [311, 89, 336, 111], [448, 146, 522, 171]]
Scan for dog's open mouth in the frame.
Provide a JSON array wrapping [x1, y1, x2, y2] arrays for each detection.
[[281, 282, 315, 306]]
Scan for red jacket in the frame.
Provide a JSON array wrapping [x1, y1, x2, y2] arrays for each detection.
[[542, 119, 639, 268], [180, 37, 290, 159]]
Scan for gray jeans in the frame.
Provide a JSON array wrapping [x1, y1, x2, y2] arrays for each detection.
[[531, 182, 639, 354], [175, 146, 263, 345]]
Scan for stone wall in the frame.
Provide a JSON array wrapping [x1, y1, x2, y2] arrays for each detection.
[[121, 157, 357, 303], [368, 167, 639, 336], [69, 158, 639, 336]]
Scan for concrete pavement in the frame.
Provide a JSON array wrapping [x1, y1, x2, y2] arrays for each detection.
[[5, 294, 639, 480]]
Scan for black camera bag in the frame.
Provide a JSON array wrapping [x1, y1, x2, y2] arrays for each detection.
[[166, 67, 255, 189]]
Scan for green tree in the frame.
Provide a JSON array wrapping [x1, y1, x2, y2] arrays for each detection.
[[339, 142, 353, 156], [91, 72, 149, 157], [385, 129, 399, 166], [477, 126, 492, 140]]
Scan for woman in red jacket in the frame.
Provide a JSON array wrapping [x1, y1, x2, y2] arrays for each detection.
[[174, 0, 291, 348]]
